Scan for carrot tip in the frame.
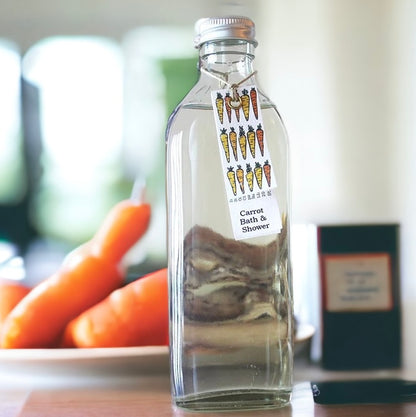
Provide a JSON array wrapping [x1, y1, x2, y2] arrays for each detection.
[[130, 179, 147, 204]]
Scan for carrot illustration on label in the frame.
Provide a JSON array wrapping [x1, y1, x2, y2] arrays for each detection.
[[216, 92, 224, 123], [241, 89, 250, 121], [263, 160, 272, 187], [246, 163, 254, 191], [227, 167, 237, 196], [254, 162, 263, 189], [233, 90, 241, 122], [238, 126, 247, 160], [224, 93, 232, 123], [247, 125, 256, 158], [229, 127, 238, 161], [256, 124, 264, 156], [220, 128, 230, 162], [250, 87, 258, 119], [236, 165, 245, 194]]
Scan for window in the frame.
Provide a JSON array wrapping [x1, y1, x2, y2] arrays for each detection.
[[0, 40, 25, 204], [22, 36, 126, 244], [122, 26, 197, 264]]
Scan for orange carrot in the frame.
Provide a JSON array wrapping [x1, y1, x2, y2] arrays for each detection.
[[0, 197, 151, 348], [0, 281, 30, 330], [241, 89, 250, 121], [256, 124, 264, 156], [0, 253, 123, 348], [229, 127, 238, 161], [236, 165, 245, 194], [263, 160, 272, 187], [91, 199, 151, 264], [250, 87, 258, 119], [62, 268, 168, 348]]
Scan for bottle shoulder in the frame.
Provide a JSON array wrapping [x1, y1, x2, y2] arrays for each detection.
[[174, 79, 277, 110], [165, 76, 288, 142]]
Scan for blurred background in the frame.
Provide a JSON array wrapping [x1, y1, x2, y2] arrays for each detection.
[[0, 0, 416, 367]]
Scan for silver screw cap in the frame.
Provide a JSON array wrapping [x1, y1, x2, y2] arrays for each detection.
[[194, 16, 257, 48]]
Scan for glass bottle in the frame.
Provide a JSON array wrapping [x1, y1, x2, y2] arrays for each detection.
[[166, 16, 293, 411]]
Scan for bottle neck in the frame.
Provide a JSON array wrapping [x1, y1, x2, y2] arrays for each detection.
[[198, 40, 256, 87]]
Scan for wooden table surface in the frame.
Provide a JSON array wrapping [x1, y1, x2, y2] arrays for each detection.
[[2, 358, 416, 417], [4, 379, 416, 417]]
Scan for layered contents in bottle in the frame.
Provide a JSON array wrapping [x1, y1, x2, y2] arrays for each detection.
[[182, 225, 290, 350]]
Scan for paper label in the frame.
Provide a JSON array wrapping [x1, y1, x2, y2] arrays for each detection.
[[211, 85, 282, 240], [323, 253, 393, 312]]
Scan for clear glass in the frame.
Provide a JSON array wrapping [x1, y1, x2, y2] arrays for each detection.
[[166, 39, 293, 411]]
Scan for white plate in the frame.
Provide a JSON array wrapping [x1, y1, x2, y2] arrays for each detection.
[[294, 323, 315, 357], [295, 323, 315, 344], [0, 346, 170, 378], [0, 325, 314, 379]]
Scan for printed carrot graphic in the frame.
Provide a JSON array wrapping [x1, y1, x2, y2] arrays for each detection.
[[247, 125, 256, 158], [224, 93, 232, 123], [216, 93, 224, 123], [236, 165, 245, 194], [254, 162, 263, 189], [256, 124, 264, 156], [238, 126, 247, 160], [229, 127, 238, 161], [227, 167, 237, 196], [250, 87, 258, 119], [220, 128, 230, 162], [263, 160, 272, 187], [233, 90, 241, 122], [246, 164, 254, 191], [241, 89, 250, 121]]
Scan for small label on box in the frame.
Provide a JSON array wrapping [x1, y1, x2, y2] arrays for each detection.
[[323, 253, 393, 312]]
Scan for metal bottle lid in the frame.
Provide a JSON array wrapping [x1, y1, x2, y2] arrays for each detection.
[[194, 16, 257, 48]]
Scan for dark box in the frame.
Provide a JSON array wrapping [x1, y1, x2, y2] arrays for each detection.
[[318, 224, 401, 370]]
